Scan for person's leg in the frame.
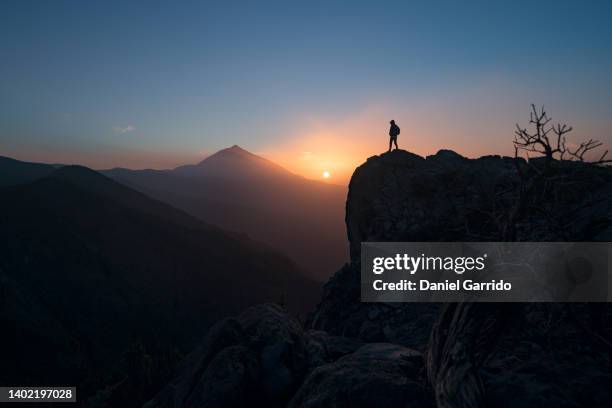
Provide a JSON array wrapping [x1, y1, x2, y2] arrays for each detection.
[[388, 138, 392, 152], [393, 137, 399, 150]]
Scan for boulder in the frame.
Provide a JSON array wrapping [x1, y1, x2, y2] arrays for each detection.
[[145, 304, 309, 407], [237, 303, 308, 401], [144, 318, 244, 407], [183, 346, 258, 408], [289, 343, 429, 408], [304, 330, 363, 371]]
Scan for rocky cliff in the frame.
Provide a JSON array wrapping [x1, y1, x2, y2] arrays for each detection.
[[146, 149, 612, 408], [312, 149, 611, 346]]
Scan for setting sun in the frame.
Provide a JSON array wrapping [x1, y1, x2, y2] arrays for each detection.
[[322, 170, 331, 179]]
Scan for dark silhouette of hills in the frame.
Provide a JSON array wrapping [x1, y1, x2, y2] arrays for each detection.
[[103, 145, 348, 281], [0, 165, 319, 405], [0, 155, 56, 186]]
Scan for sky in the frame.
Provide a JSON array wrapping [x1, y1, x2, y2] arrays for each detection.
[[1, 0, 611, 183]]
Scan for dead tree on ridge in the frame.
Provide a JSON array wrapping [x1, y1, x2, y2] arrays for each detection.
[[514, 104, 611, 165]]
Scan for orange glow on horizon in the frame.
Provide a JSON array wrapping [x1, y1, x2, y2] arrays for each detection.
[[6, 80, 611, 181], [259, 104, 446, 184]]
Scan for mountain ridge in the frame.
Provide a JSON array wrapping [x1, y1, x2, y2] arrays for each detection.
[[0, 155, 56, 186], [0, 148, 349, 280], [102, 146, 348, 280]]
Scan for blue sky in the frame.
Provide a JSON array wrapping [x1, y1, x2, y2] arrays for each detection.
[[1, 0, 611, 180]]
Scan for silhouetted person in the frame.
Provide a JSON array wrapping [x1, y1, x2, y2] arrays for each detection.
[[388, 120, 400, 152]]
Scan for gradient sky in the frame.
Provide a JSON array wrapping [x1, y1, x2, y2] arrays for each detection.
[[1, 0, 611, 182]]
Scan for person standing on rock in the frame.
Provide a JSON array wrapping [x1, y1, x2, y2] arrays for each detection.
[[388, 120, 400, 152]]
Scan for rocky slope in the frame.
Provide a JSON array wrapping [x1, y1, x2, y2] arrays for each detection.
[[147, 149, 612, 408]]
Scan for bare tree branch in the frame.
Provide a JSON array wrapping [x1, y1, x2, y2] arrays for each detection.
[[513, 104, 609, 165]]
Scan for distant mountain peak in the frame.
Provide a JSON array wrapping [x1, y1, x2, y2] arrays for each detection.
[[176, 145, 299, 180], [217, 144, 251, 156], [198, 145, 256, 164]]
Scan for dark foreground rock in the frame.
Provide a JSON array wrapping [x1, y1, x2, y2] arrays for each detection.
[[145, 304, 308, 407], [147, 149, 612, 408], [311, 150, 612, 347], [146, 304, 428, 408], [289, 343, 430, 408]]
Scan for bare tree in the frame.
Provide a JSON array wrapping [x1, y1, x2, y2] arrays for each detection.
[[514, 104, 610, 165], [567, 139, 609, 163]]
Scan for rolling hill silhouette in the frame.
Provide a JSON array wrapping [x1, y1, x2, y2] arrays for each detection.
[[103, 145, 348, 281], [0, 155, 56, 186], [0, 164, 319, 402]]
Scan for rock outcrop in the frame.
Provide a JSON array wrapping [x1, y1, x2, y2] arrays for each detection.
[[145, 304, 308, 407], [147, 149, 612, 408], [289, 343, 429, 408], [311, 149, 612, 346], [146, 303, 428, 408]]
